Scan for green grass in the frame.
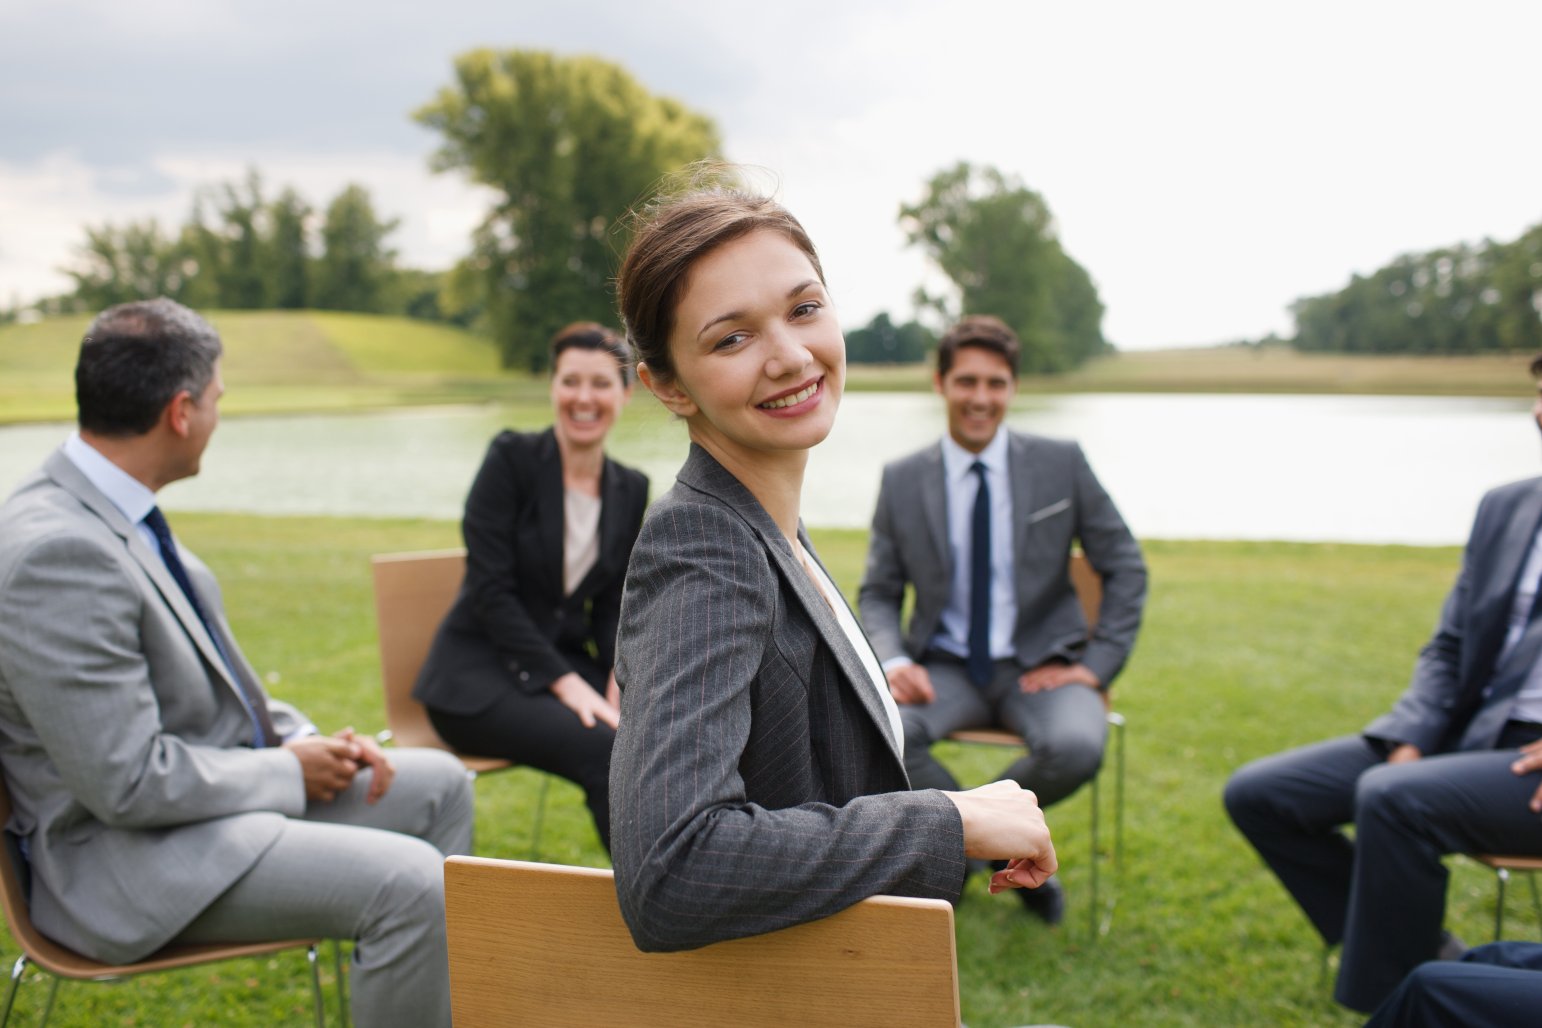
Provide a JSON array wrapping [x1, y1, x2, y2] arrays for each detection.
[[848, 347, 1534, 397], [4, 314, 1532, 428], [0, 311, 535, 424], [2, 517, 1514, 1025]]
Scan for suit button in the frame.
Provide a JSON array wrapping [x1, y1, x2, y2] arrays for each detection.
[[519, 671, 530, 682]]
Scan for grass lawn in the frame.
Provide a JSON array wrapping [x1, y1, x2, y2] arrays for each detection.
[[2, 313, 1532, 428], [0, 517, 1520, 1026]]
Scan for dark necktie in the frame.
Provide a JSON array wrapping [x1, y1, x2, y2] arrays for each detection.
[[143, 507, 277, 747], [968, 461, 993, 687], [1458, 570, 1542, 751]]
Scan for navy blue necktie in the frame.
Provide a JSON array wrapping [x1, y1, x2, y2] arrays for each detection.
[[143, 507, 277, 747], [968, 461, 993, 687]]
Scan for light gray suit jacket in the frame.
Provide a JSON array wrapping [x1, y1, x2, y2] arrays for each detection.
[[609, 445, 966, 952], [0, 450, 308, 963], [859, 431, 1147, 687]]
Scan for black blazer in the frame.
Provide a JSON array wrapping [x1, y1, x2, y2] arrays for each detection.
[[414, 428, 649, 715], [610, 444, 966, 953], [1366, 475, 1542, 753]]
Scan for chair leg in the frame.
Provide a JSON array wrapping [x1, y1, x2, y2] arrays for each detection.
[[530, 773, 551, 861], [36, 976, 59, 1028], [0, 954, 27, 1028], [1088, 768, 1101, 940], [1111, 712, 1126, 877], [333, 940, 349, 1028], [307, 944, 325, 1028], [1494, 867, 1510, 942]]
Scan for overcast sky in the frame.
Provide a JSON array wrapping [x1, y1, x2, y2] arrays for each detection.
[[2, 0, 1538, 349]]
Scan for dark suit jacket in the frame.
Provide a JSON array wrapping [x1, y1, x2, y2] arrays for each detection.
[[413, 428, 649, 715], [609, 444, 966, 952], [1366, 476, 1542, 753], [858, 430, 1147, 687]]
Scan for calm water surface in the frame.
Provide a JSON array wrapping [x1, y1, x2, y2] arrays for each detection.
[[1, 393, 1535, 545]]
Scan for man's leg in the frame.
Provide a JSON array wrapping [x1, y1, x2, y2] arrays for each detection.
[[995, 680, 1107, 808], [899, 657, 992, 792], [1365, 942, 1542, 1027], [1336, 749, 1542, 1012], [304, 746, 475, 857], [1222, 735, 1381, 945], [176, 817, 454, 1028]]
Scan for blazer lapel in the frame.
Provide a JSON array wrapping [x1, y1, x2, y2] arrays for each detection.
[[533, 429, 566, 597], [919, 444, 951, 581], [44, 450, 237, 693], [676, 446, 906, 768], [1008, 431, 1037, 568]]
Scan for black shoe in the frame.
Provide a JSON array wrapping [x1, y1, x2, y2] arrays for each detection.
[[1015, 875, 1065, 926]]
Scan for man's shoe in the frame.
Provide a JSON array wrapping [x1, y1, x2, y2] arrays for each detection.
[[1016, 874, 1065, 926]]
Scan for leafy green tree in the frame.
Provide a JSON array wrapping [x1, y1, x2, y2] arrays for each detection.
[[845, 312, 935, 364], [901, 162, 1108, 373], [207, 171, 269, 309], [314, 184, 399, 313], [61, 219, 185, 309], [264, 188, 312, 310], [415, 49, 721, 369]]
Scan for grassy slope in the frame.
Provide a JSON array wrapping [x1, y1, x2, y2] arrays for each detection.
[[846, 347, 1534, 396], [3, 314, 1532, 428], [0, 311, 536, 424], [2, 516, 1512, 1026]]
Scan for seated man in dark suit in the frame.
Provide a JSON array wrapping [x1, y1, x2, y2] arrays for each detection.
[[1367, 941, 1542, 1027], [1225, 353, 1542, 1014], [858, 315, 1147, 923], [0, 299, 473, 1027]]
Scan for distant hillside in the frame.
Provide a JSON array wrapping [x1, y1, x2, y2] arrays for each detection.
[[0, 310, 539, 424]]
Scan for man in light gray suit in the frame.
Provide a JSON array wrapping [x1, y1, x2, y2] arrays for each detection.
[[1225, 354, 1542, 1014], [0, 299, 472, 1027], [859, 315, 1147, 924]]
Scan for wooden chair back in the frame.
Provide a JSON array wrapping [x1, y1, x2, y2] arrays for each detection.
[[1067, 551, 1102, 626], [370, 548, 512, 774], [444, 856, 960, 1027]]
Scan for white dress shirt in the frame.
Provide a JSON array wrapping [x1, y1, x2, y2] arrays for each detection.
[[929, 428, 1018, 663]]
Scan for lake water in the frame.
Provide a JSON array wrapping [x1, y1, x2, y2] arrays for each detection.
[[1, 392, 1536, 545]]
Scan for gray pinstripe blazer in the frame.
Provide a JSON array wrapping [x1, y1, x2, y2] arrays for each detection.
[[610, 444, 967, 952]]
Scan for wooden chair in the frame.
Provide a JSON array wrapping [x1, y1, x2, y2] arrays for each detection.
[[443, 856, 960, 1027], [945, 553, 1128, 938], [0, 775, 337, 1027], [369, 549, 550, 857], [1469, 853, 1542, 941]]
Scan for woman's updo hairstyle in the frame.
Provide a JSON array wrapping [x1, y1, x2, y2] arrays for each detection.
[[550, 321, 634, 387], [616, 164, 824, 383]]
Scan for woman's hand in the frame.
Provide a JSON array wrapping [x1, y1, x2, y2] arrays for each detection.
[[551, 672, 620, 730], [944, 779, 1058, 889]]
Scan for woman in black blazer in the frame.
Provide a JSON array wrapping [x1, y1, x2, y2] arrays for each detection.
[[608, 175, 1058, 951], [414, 322, 648, 851]]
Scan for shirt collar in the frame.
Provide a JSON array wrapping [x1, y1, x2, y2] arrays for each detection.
[[63, 432, 158, 526], [941, 428, 1008, 483]]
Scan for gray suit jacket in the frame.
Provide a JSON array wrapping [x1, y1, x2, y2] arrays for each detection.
[[0, 449, 307, 963], [858, 431, 1147, 687], [609, 445, 966, 952], [1366, 476, 1542, 753]]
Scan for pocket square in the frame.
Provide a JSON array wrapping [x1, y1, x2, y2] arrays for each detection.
[[1026, 498, 1071, 523]]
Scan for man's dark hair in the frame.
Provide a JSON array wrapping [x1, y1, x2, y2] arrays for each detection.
[[936, 315, 1021, 379], [75, 298, 223, 436], [1529, 353, 1542, 379]]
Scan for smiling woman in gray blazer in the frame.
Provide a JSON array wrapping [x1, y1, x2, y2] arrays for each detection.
[[608, 173, 1059, 952]]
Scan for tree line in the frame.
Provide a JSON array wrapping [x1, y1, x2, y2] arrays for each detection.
[[29, 50, 1111, 374], [1290, 221, 1542, 355], [37, 171, 431, 322]]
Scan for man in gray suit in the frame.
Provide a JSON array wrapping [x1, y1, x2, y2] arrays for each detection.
[[858, 314, 1147, 923], [1225, 354, 1542, 1014], [0, 299, 473, 1026]]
